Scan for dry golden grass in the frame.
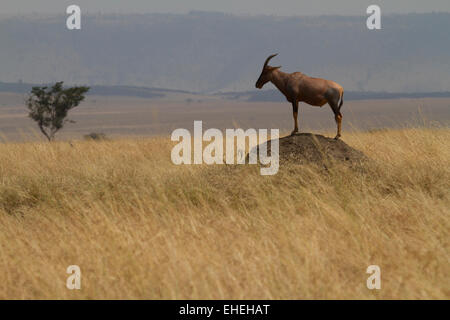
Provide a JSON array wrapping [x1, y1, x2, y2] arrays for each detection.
[[0, 127, 449, 299]]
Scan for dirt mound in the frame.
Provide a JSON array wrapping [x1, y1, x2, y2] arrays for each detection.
[[250, 133, 368, 166]]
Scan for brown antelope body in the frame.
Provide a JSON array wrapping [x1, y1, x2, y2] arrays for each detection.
[[255, 54, 344, 139]]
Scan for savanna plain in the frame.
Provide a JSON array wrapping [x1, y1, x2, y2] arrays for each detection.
[[0, 125, 448, 299]]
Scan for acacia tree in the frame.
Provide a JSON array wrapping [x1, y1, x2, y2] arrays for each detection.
[[27, 82, 89, 141]]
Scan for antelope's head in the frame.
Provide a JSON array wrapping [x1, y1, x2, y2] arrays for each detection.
[[255, 54, 281, 89]]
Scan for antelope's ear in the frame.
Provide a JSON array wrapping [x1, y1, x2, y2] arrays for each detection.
[[271, 66, 282, 71]]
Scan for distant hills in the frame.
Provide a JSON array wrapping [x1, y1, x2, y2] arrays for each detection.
[[0, 82, 191, 99], [1, 12, 449, 93], [2, 81, 450, 102], [217, 89, 450, 102]]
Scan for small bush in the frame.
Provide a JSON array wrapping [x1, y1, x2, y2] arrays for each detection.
[[84, 132, 107, 141]]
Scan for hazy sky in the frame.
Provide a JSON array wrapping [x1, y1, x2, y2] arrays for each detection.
[[1, 0, 449, 16]]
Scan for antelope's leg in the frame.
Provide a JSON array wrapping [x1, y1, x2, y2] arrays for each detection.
[[335, 112, 342, 139], [291, 101, 299, 135], [328, 101, 342, 139]]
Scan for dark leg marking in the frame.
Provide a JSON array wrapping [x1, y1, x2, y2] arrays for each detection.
[[291, 101, 299, 135]]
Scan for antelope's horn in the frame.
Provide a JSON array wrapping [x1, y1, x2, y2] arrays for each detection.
[[263, 53, 278, 68]]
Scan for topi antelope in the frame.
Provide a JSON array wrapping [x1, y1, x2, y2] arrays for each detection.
[[255, 54, 345, 139]]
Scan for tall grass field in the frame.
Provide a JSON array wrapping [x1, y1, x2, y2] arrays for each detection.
[[0, 128, 448, 299]]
